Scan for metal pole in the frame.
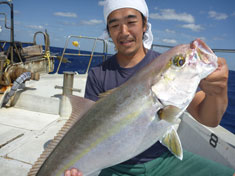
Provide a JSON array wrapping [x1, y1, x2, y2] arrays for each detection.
[[9, 2, 14, 63], [62, 71, 75, 95], [0, 2, 14, 63]]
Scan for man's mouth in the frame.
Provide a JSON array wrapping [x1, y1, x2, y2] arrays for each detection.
[[120, 40, 134, 46]]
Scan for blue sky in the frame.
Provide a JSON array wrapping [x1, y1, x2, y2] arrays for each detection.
[[1, 0, 235, 70]]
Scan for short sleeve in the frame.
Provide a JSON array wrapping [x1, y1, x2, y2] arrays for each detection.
[[84, 69, 102, 102]]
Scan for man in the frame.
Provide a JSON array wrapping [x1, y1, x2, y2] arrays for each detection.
[[65, 0, 234, 175]]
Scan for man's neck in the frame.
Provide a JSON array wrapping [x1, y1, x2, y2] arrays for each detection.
[[116, 47, 147, 68]]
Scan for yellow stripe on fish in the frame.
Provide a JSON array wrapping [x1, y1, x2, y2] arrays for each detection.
[[56, 102, 151, 175]]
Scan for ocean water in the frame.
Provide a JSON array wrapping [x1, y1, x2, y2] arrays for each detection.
[[50, 46, 235, 134], [220, 70, 235, 134], [51, 46, 105, 74]]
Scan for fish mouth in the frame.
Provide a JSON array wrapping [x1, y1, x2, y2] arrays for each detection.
[[191, 39, 213, 53], [191, 39, 217, 65]]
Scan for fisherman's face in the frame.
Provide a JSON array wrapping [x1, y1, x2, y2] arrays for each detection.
[[107, 8, 147, 57]]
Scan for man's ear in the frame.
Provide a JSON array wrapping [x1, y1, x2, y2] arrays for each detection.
[[143, 17, 147, 32]]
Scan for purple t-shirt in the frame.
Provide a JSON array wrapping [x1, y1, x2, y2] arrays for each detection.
[[85, 50, 169, 164]]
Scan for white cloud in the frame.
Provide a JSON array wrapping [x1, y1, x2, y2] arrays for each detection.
[[81, 19, 103, 25], [150, 9, 195, 23], [208, 11, 228, 20], [162, 39, 177, 44], [14, 10, 20, 14], [165, 29, 175, 34], [27, 25, 43, 30], [181, 23, 203, 32], [61, 21, 77, 26], [98, 1, 106, 6], [53, 12, 77, 18]]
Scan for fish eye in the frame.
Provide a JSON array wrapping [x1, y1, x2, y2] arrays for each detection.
[[172, 55, 185, 67]]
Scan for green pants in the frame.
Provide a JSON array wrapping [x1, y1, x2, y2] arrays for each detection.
[[99, 151, 234, 176]]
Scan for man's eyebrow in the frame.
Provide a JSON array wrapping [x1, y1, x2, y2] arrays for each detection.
[[126, 14, 137, 19], [108, 14, 138, 25], [108, 18, 118, 25]]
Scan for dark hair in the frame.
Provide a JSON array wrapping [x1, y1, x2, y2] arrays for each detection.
[[106, 12, 147, 36]]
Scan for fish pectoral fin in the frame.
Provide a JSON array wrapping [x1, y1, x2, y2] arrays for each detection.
[[160, 127, 183, 160], [158, 105, 182, 123]]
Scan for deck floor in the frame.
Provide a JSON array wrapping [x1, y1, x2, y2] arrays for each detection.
[[0, 73, 87, 175]]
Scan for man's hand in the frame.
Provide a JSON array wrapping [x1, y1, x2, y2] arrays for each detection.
[[187, 57, 229, 127], [199, 57, 228, 96], [64, 168, 83, 176]]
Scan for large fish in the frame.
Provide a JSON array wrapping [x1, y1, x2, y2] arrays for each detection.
[[28, 39, 218, 176]]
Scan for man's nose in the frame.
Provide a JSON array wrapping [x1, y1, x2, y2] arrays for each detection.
[[120, 24, 129, 35]]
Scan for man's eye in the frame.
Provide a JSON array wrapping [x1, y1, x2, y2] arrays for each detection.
[[128, 21, 137, 24], [111, 24, 119, 28]]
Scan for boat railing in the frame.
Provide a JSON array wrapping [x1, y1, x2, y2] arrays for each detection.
[[0, 1, 15, 63], [211, 49, 235, 53], [56, 35, 111, 74], [56, 35, 235, 74], [152, 44, 235, 54], [33, 30, 50, 54], [0, 12, 11, 30]]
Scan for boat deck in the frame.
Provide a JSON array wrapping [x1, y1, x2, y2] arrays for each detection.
[[0, 73, 87, 176], [0, 108, 62, 175]]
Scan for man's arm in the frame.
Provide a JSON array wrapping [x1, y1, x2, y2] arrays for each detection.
[[84, 69, 102, 102], [187, 57, 228, 127]]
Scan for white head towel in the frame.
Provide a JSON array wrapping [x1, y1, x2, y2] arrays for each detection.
[[102, 0, 153, 49]]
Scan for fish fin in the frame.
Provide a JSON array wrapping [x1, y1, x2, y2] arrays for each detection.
[[27, 95, 95, 176], [158, 105, 182, 123], [68, 95, 96, 122], [160, 126, 183, 160], [98, 88, 117, 98]]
